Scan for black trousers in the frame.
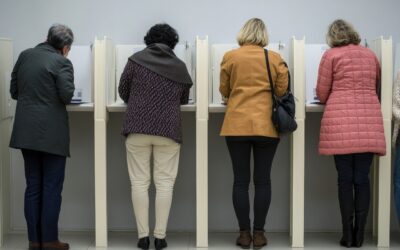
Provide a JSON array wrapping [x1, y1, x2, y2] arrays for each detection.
[[333, 153, 374, 232], [22, 149, 66, 242], [226, 136, 279, 231]]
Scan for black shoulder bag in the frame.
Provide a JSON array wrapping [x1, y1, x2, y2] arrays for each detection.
[[264, 49, 297, 134]]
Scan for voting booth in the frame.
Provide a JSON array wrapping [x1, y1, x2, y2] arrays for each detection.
[[113, 43, 195, 104], [68, 45, 94, 104], [300, 37, 393, 247], [0, 36, 395, 248]]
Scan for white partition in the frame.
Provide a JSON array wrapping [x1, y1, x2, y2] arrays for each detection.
[[0, 39, 15, 120], [0, 38, 13, 247], [210, 43, 290, 105], [370, 37, 393, 247], [305, 44, 329, 104], [93, 37, 114, 247], [114, 43, 195, 104], [196, 36, 209, 247], [68, 45, 93, 104], [290, 37, 305, 248], [395, 43, 400, 78]]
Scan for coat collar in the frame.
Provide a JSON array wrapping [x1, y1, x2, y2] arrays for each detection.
[[36, 42, 61, 54], [240, 44, 263, 49]]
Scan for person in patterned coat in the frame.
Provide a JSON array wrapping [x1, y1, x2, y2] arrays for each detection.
[[118, 23, 192, 250]]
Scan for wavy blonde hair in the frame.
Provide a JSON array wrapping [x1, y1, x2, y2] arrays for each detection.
[[237, 18, 269, 47], [326, 19, 361, 48]]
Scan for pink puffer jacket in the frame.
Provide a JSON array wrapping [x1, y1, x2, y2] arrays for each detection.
[[316, 44, 386, 156]]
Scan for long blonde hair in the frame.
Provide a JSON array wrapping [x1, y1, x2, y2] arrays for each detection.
[[326, 19, 361, 48], [237, 18, 269, 47]]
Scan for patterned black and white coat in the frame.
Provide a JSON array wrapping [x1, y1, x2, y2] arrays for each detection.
[[118, 60, 191, 143]]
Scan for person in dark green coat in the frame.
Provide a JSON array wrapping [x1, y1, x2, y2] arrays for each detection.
[[9, 24, 75, 250]]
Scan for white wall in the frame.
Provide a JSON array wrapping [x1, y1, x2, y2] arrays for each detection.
[[1, 0, 400, 232]]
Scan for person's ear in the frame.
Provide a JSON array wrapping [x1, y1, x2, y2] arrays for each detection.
[[61, 46, 70, 57]]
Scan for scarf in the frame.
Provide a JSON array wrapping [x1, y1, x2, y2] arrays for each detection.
[[129, 43, 193, 85]]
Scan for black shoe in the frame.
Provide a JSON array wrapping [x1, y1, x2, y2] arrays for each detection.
[[340, 231, 353, 248], [352, 228, 364, 248], [352, 211, 368, 248], [137, 237, 150, 250], [154, 238, 167, 250]]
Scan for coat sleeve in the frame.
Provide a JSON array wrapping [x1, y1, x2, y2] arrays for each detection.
[[10, 51, 26, 100], [56, 59, 75, 104], [316, 51, 334, 104], [219, 53, 232, 100], [274, 57, 289, 97], [180, 85, 191, 105], [118, 60, 135, 103], [375, 56, 382, 100]]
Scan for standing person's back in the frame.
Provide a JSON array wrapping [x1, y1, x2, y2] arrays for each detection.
[[9, 24, 75, 250], [118, 23, 192, 250], [10, 42, 74, 156], [317, 42, 385, 155], [119, 43, 191, 143], [316, 19, 385, 248]]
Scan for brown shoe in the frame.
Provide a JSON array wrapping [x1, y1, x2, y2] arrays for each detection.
[[253, 230, 267, 249], [42, 240, 70, 250], [236, 230, 252, 249], [29, 242, 41, 250]]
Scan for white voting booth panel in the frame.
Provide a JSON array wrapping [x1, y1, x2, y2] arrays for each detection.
[[305, 44, 329, 104], [0, 38, 13, 247], [0, 39, 15, 120], [68, 45, 93, 104], [210, 43, 290, 105], [395, 43, 400, 78], [370, 37, 393, 247], [114, 44, 195, 104]]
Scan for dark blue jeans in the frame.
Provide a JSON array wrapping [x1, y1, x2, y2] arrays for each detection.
[[21, 149, 66, 243], [226, 136, 279, 231]]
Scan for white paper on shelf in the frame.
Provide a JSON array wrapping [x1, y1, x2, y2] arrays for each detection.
[[68, 45, 93, 103], [305, 44, 329, 103], [115, 44, 194, 103], [395, 43, 400, 79], [210, 43, 289, 104]]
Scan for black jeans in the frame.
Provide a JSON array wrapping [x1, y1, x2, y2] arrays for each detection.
[[226, 136, 279, 231], [333, 153, 374, 232], [21, 149, 66, 242]]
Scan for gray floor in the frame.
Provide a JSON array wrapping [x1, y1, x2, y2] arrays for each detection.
[[1, 232, 399, 250]]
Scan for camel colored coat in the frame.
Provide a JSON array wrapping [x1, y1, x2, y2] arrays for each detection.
[[219, 45, 289, 138]]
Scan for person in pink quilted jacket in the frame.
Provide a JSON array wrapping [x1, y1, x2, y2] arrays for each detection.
[[316, 19, 386, 248]]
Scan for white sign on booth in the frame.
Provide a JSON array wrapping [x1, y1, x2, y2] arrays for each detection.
[[115, 44, 194, 104], [68, 45, 93, 103], [210, 43, 290, 105], [305, 44, 329, 103]]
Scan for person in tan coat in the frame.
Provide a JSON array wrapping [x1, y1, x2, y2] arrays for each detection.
[[219, 18, 289, 249]]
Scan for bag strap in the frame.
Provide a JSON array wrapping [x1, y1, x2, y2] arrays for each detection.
[[263, 49, 292, 95], [264, 49, 277, 104]]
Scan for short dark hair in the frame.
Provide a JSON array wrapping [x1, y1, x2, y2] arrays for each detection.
[[47, 24, 74, 50], [144, 23, 179, 49]]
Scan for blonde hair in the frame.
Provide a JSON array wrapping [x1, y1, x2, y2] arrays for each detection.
[[326, 19, 361, 48], [237, 18, 269, 47]]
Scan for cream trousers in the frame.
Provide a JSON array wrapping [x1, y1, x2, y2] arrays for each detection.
[[125, 133, 180, 239]]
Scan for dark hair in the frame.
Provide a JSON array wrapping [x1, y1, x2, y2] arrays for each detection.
[[47, 24, 74, 50], [144, 23, 179, 49]]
